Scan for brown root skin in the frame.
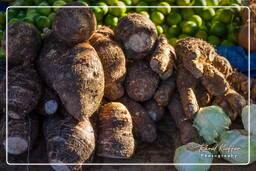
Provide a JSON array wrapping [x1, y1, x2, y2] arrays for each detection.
[[36, 87, 60, 116], [2, 22, 41, 66], [97, 102, 135, 159], [153, 76, 176, 106], [212, 55, 234, 79], [0, 115, 39, 155], [167, 93, 200, 145], [95, 26, 115, 40], [194, 83, 212, 107], [125, 60, 159, 102], [0, 65, 42, 119], [238, 23, 256, 51], [39, 41, 104, 121], [115, 13, 158, 60], [242, 3, 256, 24], [143, 99, 165, 122], [177, 66, 199, 119], [175, 38, 217, 79], [89, 27, 126, 100], [200, 64, 230, 96], [44, 116, 95, 171], [52, 2, 96, 45], [150, 35, 176, 77], [118, 97, 157, 143]]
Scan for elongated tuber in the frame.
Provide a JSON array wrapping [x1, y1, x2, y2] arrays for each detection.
[[119, 97, 157, 143], [52, 2, 96, 45], [177, 65, 199, 119], [0, 66, 42, 119], [143, 99, 165, 122], [153, 76, 176, 106], [242, 3, 256, 24], [38, 40, 104, 121], [125, 60, 159, 102], [97, 102, 135, 159], [0, 115, 39, 155], [167, 93, 200, 145], [150, 35, 176, 79], [36, 87, 60, 116], [44, 116, 95, 171], [115, 13, 158, 59], [2, 22, 41, 66], [89, 26, 126, 100], [194, 83, 212, 107]]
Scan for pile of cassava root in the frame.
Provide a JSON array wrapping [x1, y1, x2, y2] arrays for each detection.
[[0, 2, 255, 171]]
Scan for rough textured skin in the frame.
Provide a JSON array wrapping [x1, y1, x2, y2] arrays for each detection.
[[167, 93, 200, 145], [175, 38, 217, 79], [0, 115, 39, 155], [194, 83, 212, 107], [97, 102, 135, 159], [115, 13, 157, 59], [238, 23, 256, 51], [36, 87, 60, 116], [150, 35, 176, 78], [0, 66, 42, 119], [153, 76, 176, 106], [177, 66, 199, 119], [242, 3, 256, 24], [38, 40, 104, 121], [212, 55, 234, 78], [200, 64, 230, 96], [95, 26, 114, 39], [52, 2, 96, 45], [44, 116, 95, 171], [2, 22, 41, 66], [119, 97, 157, 143], [89, 27, 126, 100], [143, 100, 165, 122], [125, 61, 159, 102]]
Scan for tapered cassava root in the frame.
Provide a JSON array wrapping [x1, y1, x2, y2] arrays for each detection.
[[115, 13, 158, 60], [52, 2, 96, 45], [143, 99, 165, 122], [44, 116, 95, 171], [0, 66, 42, 119], [0, 115, 39, 155], [89, 26, 126, 100], [119, 97, 157, 143], [97, 102, 135, 159]]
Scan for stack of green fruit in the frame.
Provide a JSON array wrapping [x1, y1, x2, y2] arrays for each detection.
[[0, 0, 244, 58]]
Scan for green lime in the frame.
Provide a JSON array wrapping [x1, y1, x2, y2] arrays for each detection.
[[150, 11, 165, 24], [35, 0, 44, 5], [156, 25, 164, 35], [93, 7, 105, 21], [230, 3, 241, 13], [64, 0, 73, 2], [169, 37, 177, 46], [210, 22, 226, 36], [136, 1, 149, 12], [201, 8, 215, 20], [77, 1, 88, 6], [53, 0, 66, 12], [97, 2, 108, 15], [105, 14, 118, 28], [106, 0, 118, 5], [20, 0, 34, 5], [37, 2, 52, 16], [177, 0, 194, 6], [219, 9, 234, 24], [17, 11, 26, 19], [227, 23, 238, 32], [131, 0, 140, 5], [181, 8, 194, 19], [35, 16, 51, 30], [0, 48, 4, 58], [157, 2, 171, 15], [0, 30, 3, 41], [227, 32, 237, 42], [194, 0, 207, 6], [195, 30, 208, 40], [22, 16, 34, 24], [8, 18, 19, 25], [140, 11, 150, 18], [7, 9, 17, 19], [189, 15, 202, 27], [168, 25, 180, 37], [167, 13, 182, 25], [123, 0, 132, 5], [0, 12, 5, 25], [199, 21, 208, 31], [221, 40, 235, 46], [178, 34, 190, 39], [207, 35, 220, 46], [109, 1, 126, 17], [182, 21, 198, 35], [26, 9, 37, 16], [206, 0, 219, 6], [48, 12, 56, 23], [162, 24, 169, 33]]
